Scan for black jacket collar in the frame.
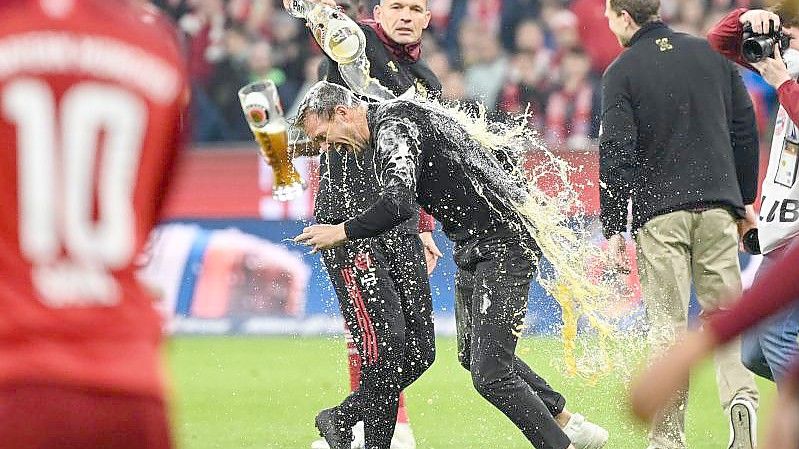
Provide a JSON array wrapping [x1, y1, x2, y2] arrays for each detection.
[[627, 21, 669, 47]]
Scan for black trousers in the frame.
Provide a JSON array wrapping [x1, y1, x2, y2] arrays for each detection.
[[454, 233, 570, 449], [322, 231, 435, 449]]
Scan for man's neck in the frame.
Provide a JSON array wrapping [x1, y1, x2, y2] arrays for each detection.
[[626, 20, 666, 47]]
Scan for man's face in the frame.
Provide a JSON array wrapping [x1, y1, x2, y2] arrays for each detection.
[[784, 26, 799, 51], [336, 0, 361, 21], [303, 107, 368, 152], [604, 0, 632, 46], [374, 0, 431, 45]]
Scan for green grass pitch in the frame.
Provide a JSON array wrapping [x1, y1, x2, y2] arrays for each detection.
[[168, 336, 776, 449]]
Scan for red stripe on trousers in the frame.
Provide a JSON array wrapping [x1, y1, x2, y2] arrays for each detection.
[[341, 267, 379, 365], [341, 268, 371, 363]]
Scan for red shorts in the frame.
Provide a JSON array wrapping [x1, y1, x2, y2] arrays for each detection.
[[0, 384, 172, 449]]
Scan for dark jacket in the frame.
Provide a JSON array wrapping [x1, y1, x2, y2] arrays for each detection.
[[314, 23, 441, 233], [344, 101, 530, 244], [599, 22, 759, 237]]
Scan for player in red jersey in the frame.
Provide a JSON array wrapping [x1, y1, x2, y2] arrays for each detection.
[[0, 1, 187, 449]]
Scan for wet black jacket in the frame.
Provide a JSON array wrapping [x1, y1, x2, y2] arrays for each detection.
[[314, 24, 440, 232], [344, 101, 530, 244], [599, 22, 759, 237]]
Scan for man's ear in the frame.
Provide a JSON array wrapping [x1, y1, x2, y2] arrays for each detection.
[[622, 10, 635, 29], [334, 105, 349, 119]]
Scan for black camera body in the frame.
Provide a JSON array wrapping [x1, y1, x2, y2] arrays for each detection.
[[742, 21, 792, 63]]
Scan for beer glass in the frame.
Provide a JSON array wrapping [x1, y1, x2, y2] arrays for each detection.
[[286, 0, 394, 100], [286, 0, 365, 64], [239, 80, 305, 202]]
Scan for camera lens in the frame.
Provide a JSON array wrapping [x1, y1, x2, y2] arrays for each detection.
[[742, 228, 761, 255], [742, 35, 776, 63]]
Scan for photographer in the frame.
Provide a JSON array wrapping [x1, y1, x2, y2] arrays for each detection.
[[706, 6, 799, 388]]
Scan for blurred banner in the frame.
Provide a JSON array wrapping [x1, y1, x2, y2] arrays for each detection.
[[146, 146, 758, 335]]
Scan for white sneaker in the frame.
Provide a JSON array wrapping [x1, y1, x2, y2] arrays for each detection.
[[311, 438, 331, 449], [391, 422, 416, 449], [562, 413, 609, 449], [314, 421, 415, 449], [728, 398, 757, 449]]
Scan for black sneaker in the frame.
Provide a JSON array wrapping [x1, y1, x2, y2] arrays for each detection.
[[315, 408, 353, 449], [728, 398, 757, 449]]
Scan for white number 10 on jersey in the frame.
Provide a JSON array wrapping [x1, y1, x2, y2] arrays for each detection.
[[3, 78, 147, 307]]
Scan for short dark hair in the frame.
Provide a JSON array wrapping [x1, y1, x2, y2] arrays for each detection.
[[293, 81, 360, 131], [771, 1, 799, 27], [608, 0, 660, 27]]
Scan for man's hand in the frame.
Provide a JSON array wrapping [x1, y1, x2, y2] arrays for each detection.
[[419, 232, 443, 276], [737, 204, 758, 251], [630, 330, 716, 423], [752, 44, 792, 88], [739, 9, 781, 34], [294, 223, 347, 252], [606, 233, 631, 274]]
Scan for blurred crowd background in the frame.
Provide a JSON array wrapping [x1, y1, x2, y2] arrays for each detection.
[[150, 0, 778, 150]]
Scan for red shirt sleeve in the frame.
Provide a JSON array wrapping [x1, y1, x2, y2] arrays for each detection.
[[707, 8, 757, 72], [707, 245, 799, 344], [709, 9, 799, 128], [418, 208, 436, 233], [778, 80, 799, 125]]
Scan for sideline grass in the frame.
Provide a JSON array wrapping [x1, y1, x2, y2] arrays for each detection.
[[168, 336, 775, 449]]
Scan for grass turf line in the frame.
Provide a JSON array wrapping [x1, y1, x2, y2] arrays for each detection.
[[168, 336, 775, 449]]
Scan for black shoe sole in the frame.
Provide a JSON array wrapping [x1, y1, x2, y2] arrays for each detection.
[[728, 402, 754, 449]]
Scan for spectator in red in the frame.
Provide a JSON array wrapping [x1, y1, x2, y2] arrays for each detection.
[[180, 0, 226, 86], [546, 9, 582, 86], [546, 48, 595, 150], [208, 24, 253, 141], [498, 23, 553, 132], [570, 0, 623, 74]]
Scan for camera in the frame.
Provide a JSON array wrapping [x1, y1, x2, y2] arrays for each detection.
[[742, 21, 792, 63]]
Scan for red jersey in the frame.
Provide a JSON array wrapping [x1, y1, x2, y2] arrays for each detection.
[[0, 0, 187, 399]]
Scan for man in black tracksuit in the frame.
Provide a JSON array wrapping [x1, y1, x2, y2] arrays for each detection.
[[599, 1, 760, 447], [288, 1, 441, 449], [295, 82, 608, 449]]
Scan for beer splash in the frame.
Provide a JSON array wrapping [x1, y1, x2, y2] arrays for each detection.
[[285, 0, 642, 378], [419, 99, 641, 380]]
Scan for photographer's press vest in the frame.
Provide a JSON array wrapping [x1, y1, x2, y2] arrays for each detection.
[[760, 102, 799, 253]]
